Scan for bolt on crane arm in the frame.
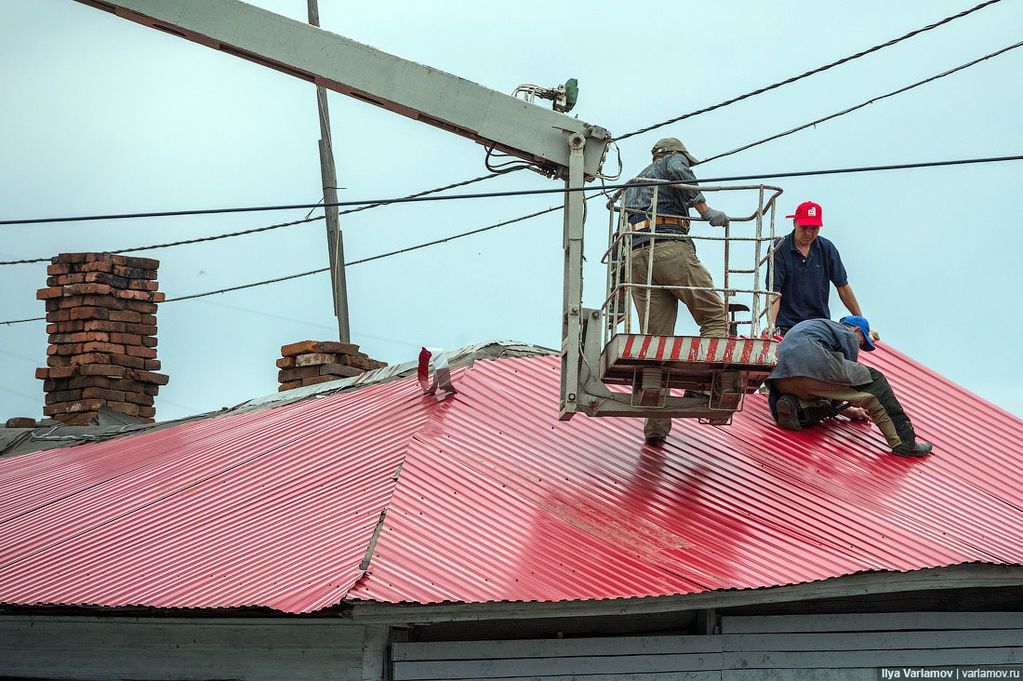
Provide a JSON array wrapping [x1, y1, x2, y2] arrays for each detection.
[[74, 0, 612, 179]]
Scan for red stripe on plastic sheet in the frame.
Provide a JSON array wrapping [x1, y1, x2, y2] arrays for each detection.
[[623, 335, 636, 357], [705, 337, 720, 363], [720, 337, 737, 363], [655, 336, 667, 360], [639, 335, 653, 358], [737, 338, 754, 364], [669, 336, 683, 360], [686, 337, 701, 361]]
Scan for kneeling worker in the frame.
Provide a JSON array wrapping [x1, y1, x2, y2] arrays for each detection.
[[765, 316, 933, 457]]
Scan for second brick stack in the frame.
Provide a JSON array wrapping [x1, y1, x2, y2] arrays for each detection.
[[278, 340, 388, 391]]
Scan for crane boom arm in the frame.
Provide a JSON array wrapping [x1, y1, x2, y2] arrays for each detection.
[[75, 0, 611, 178]]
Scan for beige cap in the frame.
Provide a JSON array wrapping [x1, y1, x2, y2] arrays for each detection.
[[651, 137, 700, 166]]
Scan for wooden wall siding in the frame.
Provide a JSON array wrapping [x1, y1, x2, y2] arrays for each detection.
[[721, 611, 1023, 633], [0, 617, 372, 681], [392, 612, 1023, 681]]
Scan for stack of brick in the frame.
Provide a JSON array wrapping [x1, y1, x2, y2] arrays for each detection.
[[277, 340, 387, 391], [34, 253, 169, 425]]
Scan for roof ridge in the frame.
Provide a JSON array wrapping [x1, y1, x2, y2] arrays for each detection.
[[337, 363, 480, 604]]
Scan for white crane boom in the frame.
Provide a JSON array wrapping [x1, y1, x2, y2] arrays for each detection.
[[79, 0, 766, 425], [74, 0, 611, 179]]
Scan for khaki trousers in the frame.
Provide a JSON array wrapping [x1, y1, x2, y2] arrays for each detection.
[[630, 241, 728, 338], [631, 241, 728, 441], [771, 376, 904, 447]]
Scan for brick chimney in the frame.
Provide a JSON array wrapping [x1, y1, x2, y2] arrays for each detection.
[[34, 253, 169, 425], [277, 340, 387, 391]]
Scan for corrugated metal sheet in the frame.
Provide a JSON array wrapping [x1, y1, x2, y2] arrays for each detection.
[[1, 343, 1021, 612], [0, 375, 434, 614], [347, 347, 1023, 604]]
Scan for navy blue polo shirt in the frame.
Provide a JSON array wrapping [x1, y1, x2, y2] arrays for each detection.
[[767, 232, 849, 330]]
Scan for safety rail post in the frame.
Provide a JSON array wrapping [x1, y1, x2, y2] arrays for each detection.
[[604, 200, 616, 348], [766, 198, 777, 332], [723, 215, 732, 329], [620, 204, 632, 335], [750, 185, 765, 336]]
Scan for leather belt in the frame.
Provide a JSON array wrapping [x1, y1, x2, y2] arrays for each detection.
[[631, 216, 689, 231]]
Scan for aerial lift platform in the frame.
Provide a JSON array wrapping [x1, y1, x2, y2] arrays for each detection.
[[563, 182, 783, 424], [75, 0, 780, 426]]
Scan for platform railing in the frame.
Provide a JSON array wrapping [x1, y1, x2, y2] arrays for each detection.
[[602, 182, 784, 349]]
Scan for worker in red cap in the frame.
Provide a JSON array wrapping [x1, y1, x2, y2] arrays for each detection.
[[766, 201, 864, 336]]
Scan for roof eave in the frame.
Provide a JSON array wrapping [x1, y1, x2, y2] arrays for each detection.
[[345, 563, 1023, 625]]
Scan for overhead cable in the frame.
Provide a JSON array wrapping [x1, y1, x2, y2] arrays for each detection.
[[614, 0, 1005, 142], [0, 214, 326, 266], [337, 170, 516, 216], [702, 40, 1023, 165], [0, 171, 512, 265], [0, 206, 564, 325], [2, 153, 1021, 327], [2, 2, 1010, 230], [8, 153, 1023, 232], [1, 2, 1005, 232]]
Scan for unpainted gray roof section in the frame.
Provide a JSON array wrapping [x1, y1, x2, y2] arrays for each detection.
[[0, 340, 555, 458]]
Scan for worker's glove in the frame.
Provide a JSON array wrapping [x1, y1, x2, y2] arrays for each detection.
[[700, 208, 729, 227], [869, 329, 880, 342]]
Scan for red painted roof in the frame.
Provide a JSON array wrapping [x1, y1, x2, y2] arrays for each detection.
[[1, 344, 1021, 612]]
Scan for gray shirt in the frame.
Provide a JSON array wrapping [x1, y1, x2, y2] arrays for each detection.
[[767, 319, 872, 386], [623, 153, 707, 219]]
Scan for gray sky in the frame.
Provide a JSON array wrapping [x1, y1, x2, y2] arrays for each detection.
[[2, 0, 1021, 422]]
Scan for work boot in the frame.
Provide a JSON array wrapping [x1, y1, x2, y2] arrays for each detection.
[[644, 435, 666, 447], [774, 394, 802, 432], [683, 390, 709, 401], [891, 440, 933, 458]]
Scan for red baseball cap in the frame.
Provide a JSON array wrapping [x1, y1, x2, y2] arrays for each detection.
[[786, 201, 823, 227]]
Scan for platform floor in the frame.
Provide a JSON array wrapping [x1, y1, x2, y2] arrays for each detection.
[[600, 334, 778, 391]]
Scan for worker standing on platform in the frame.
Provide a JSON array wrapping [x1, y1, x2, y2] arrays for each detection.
[[767, 201, 865, 336], [766, 317, 933, 457], [622, 137, 731, 445]]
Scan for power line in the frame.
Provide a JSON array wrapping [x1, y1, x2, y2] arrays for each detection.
[[8, 28, 1022, 234], [0, 205, 567, 325], [0, 182, 564, 226], [344, 206, 562, 268], [0, 173, 517, 227], [338, 171, 515, 216], [702, 40, 1023, 165], [0, 214, 326, 266], [9, 153, 1023, 233], [0, 1, 1002, 239], [614, 0, 1004, 142], [1, 2, 1006, 230], [0, 172, 511, 265], [2, 153, 1020, 327], [163, 205, 562, 301]]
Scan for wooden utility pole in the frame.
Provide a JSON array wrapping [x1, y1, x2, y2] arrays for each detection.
[[308, 0, 350, 342]]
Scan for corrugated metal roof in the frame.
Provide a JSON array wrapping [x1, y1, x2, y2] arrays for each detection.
[[1, 342, 1021, 612], [0, 374, 434, 614], [349, 347, 1023, 604]]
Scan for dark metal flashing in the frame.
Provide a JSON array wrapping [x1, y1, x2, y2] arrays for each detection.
[[346, 564, 1023, 625]]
